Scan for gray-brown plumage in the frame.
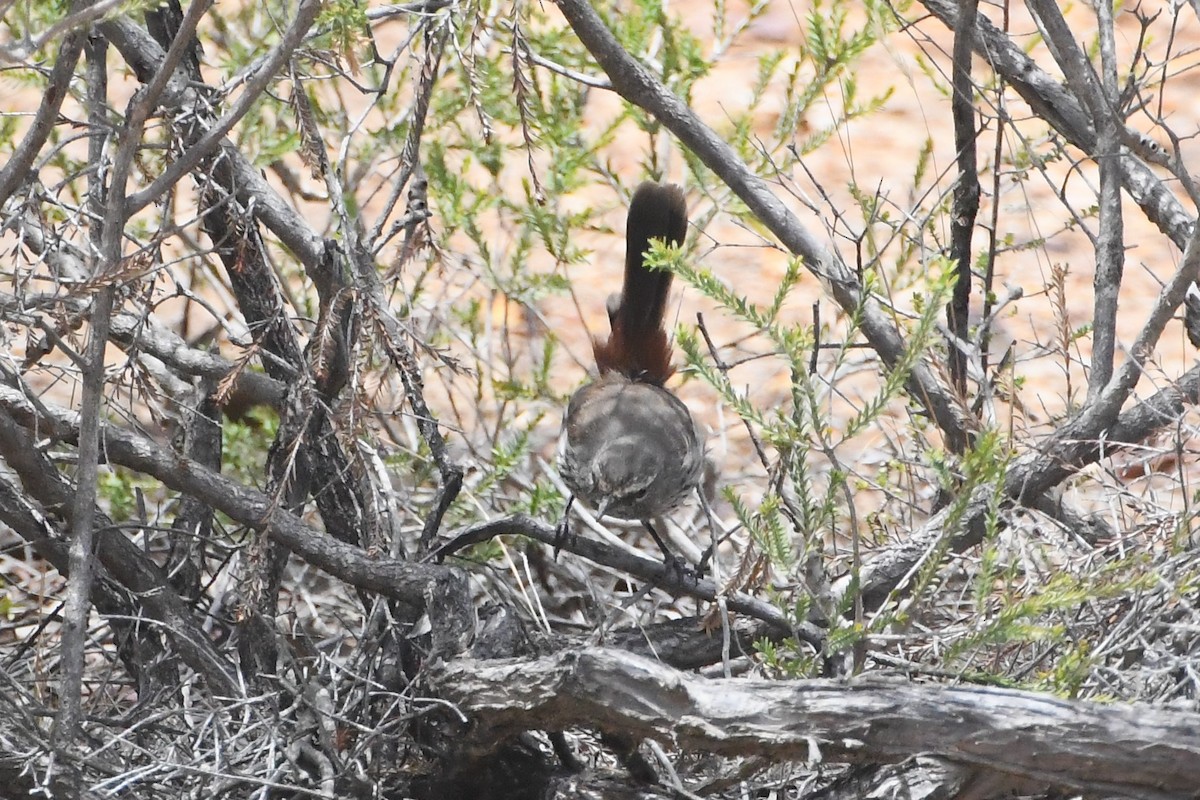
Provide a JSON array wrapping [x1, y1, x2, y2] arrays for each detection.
[[560, 182, 704, 523]]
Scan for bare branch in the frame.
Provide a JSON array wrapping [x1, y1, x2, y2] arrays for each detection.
[[0, 0, 121, 64], [0, 16, 86, 210], [434, 513, 825, 649], [946, 0, 980, 396], [0, 405, 240, 697], [0, 384, 473, 656], [919, 0, 1194, 250], [124, 0, 322, 216], [837, 359, 1200, 607], [1026, 0, 1126, 396], [50, 32, 111, 777]]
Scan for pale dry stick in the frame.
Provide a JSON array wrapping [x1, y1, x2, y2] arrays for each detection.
[[498, 539, 553, 635], [645, 739, 705, 800], [525, 49, 611, 88]]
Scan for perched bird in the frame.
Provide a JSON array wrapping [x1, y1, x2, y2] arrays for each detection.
[[559, 181, 705, 563]]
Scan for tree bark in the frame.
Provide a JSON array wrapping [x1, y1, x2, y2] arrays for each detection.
[[433, 647, 1200, 800]]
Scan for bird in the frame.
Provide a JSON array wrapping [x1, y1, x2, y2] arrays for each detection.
[[559, 181, 705, 567]]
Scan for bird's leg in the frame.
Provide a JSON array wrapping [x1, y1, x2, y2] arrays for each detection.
[[554, 495, 575, 561], [642, 520, 692, 583]]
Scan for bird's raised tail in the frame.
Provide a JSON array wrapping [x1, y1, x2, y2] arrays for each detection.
[[592, 181, 688, 386]]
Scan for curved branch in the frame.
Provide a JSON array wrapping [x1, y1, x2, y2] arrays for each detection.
[[835, 361, 1200, 607], [0, 407, 240, 698], [100, 18, 327, 268], [918, 0, 1195, 250], [0, 23, 86, 210], [435, 513, 825, 649]]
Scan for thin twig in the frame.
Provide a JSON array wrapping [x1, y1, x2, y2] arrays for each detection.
[[0, 3, 88, 210], [946, 0, 980, 401], [124, 0, 322, 215], [50, 33, 112, 784]]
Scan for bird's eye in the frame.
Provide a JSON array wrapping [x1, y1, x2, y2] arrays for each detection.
[[634, 487, 649, 500]]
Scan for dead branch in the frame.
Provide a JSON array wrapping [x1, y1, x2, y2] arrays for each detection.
[[435, 513, 825, 649], [918, 0, 1195, 250], [432, 647, 1200, 799], [835, 359, 1200, 606], [0, 384, 473, 658], [0, 20, 85, 209], [946, 0, 980, 396], [0, 406, 240, 697]]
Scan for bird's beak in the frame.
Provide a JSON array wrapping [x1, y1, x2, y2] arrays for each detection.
[[595, 497, 611, 520]]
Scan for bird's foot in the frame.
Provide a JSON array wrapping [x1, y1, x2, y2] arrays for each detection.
[[553, 496, 575, 561], [553, 518, 569, 562], [660, 552, 700, 587]]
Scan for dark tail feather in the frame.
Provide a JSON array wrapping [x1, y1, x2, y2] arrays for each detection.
[[621, 182, 688, 337], [594, 182, 688, 385]]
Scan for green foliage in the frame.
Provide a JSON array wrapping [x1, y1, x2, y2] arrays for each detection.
[[222, 405, 280, 486], [96, 467, 163, 523], [4, 0, 76, 37], [756, 634, 817, 678], [316, 0, 370, 60], [676, 244, 952, 585]]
